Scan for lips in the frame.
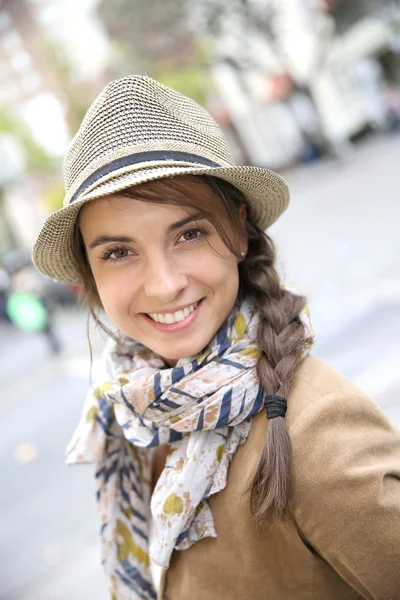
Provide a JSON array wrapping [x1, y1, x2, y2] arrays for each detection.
[[146, 301, 200, 324], [142, 298, 204, 332]]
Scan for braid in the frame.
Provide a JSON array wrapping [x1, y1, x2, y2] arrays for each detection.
[[239, 219, 313, 527]]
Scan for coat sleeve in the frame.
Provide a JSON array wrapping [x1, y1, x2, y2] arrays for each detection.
[[289, 384, 400, 600]]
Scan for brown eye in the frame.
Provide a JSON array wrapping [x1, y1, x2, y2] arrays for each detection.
[[111, 248, 129, 259], [101, 247, 133, 261], [182, 229, 199, 241], [177, 226, 209, 246]]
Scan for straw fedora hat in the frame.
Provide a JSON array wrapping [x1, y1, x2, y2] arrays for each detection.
[[32, 75, 289, 284]]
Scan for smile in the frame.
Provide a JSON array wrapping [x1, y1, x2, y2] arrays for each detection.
[[142, 299, 204, 332], [147, 301, 200, 324]]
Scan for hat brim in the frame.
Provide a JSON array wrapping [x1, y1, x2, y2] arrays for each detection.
[[32, 163, 289, 285]]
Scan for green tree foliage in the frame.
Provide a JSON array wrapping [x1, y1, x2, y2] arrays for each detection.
[[99, 0, 190, 69], [0, 109, 56, 175], [98, 0, 213, 106], [153, 60, 211, 106], [41, 179, 65, 213]]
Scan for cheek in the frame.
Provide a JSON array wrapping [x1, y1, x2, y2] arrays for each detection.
[[195, 251, 239, 295], [91, 268, 136, 322]]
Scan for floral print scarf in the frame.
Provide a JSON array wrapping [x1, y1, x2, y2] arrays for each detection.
[[66, 298, 313, 599]]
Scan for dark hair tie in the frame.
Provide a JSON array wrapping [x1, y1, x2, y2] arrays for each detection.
[[264, 395, 287, 419]]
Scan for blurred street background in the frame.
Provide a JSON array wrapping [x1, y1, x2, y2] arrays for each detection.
[[0, 0, 399, 598]]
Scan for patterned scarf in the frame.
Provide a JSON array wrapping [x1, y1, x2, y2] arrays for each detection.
[[67, 298, 313, 600]]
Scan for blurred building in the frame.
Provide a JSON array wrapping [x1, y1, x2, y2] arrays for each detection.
[[0, 0, 65, 108], [0, 0, 63, 255], [312, 0, 400, 148], [0, 0, 71, 157], [197, 0, 335, 167], [0, 0, 112, 256], [327, 0, 400, 83], [0, 0, 111, 153], [197, 0, 400, 168], [32, 0, 110, 85]]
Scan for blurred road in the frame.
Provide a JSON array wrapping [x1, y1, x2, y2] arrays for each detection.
[[272, 133, 400, 425], [0, 311, 109, 600], [0, 134, 399, 600]]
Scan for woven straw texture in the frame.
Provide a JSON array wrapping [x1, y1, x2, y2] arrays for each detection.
[[33, 75, 290, 284]]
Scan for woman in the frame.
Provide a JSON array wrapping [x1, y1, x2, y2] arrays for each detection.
[[32, 76, 400, 600]]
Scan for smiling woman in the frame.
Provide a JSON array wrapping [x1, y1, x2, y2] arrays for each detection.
[[74, 175, 247, 365], [32, 76, 400, 600]]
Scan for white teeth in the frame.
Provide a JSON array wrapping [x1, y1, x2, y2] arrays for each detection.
[[174, 310, 185, 322], [148, 301, 199, 324]]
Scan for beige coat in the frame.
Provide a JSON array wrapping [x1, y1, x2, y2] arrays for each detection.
[[159, 356, 400, 599]]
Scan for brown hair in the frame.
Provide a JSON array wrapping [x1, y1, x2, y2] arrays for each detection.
[[72, 174, 313, 527]]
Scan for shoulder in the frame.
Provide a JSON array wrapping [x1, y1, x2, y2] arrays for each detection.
[[285, 355, 399, 480], [245, 355, 391, 451], [286, 354, 368, 426], [284, 355, 398, 444], [250, 354, 398, 465]]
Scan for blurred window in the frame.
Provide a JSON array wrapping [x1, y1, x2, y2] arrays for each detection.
[[1, 30, 22, 55], [0, 58, 11, 78], [0, 11, 11, 32], [21, 71, 41, 93], [36, 5, 59, 25], [1, 82, 19, 104], [10, 49, 32, 72]]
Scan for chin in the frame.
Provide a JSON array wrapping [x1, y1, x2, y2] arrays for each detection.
[[159, 339, 208, 365]]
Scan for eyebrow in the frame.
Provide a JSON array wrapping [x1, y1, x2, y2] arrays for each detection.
[[88, 212, 205, 249]]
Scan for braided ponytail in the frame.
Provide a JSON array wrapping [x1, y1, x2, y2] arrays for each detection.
[[239, 220, 313, 527], [204, 175, 314, 526]]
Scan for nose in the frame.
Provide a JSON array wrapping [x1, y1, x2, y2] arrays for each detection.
[[143, 252, 188, 302]]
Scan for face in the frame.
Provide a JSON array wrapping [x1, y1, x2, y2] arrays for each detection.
[[79, 184, 246, 365]]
